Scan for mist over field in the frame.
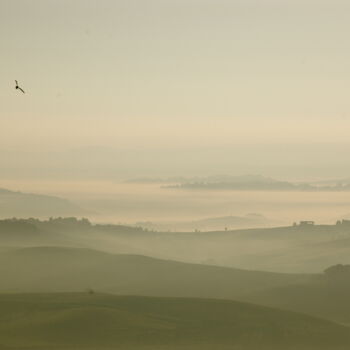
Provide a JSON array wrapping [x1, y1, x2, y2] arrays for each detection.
[[2, 0, 350, 349], [2, 178, 350, 228]]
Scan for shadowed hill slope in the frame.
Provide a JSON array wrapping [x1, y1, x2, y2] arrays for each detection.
[[1, 246, 349, 326], [0, 246, 313, 298], [241, 264, 350, 325]]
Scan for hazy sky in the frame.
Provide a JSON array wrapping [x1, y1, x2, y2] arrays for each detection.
[[1, 0, 350, 179]]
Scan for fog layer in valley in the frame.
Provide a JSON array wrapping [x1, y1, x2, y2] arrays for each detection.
[[1, 181, 350, 349], [3, 0, 350, 348], [2, 179, 350, 229]]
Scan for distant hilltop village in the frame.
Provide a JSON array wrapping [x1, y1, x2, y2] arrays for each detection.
[[293, 219, 350, 227]]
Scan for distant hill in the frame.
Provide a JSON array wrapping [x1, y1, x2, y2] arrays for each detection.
[[0, 217, 95, 247], [0, 293, 348, 350], [165, 174, 297, 190], [137, 213, 272, 231], [0, 188, 87, 218], [1, 218, 350, 273], [163, 174, 350, 191]]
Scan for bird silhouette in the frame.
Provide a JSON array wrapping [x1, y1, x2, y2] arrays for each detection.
[[15, 80, 25, 94]]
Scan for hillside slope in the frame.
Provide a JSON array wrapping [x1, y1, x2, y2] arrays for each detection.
[[0, 246, 313, 298], [1, 218, 350, 273], [0, 293, 348, 350], [241, 266, 350, 325], [0, 188, 86, 218]]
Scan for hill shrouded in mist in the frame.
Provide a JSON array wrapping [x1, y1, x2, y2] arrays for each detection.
[[0, 188, 87, 218], [1, 218, 350, 326], [162, 174, 350, 191], [136, 213, 271, 232], [0, 244, 349, 325], [1, 217, 350, 273]]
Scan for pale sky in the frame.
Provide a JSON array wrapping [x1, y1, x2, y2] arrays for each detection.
[[1, 0, 350, 179]]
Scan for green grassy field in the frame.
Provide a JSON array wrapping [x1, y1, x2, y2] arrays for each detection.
[[0, 293, 349, 350]]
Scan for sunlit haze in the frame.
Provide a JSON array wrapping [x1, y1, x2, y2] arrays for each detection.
[[1, 0, 350, 181]]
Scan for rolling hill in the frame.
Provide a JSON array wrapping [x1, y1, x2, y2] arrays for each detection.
[[1, 218, 350, 274], [0, 188, 87, 218], [0, 293, 348, 350], [240, 265, 350, 325], [0, 246, 313, 298], [1, 245, 349, 326], [136, 213, 272, 232]]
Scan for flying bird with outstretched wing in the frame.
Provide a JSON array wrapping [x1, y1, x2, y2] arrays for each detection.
[[15, 80, 25, 94]]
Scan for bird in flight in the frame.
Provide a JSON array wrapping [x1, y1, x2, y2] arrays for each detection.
[[15, 80, 25, 94]]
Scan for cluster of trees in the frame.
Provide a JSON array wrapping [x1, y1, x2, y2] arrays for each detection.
[[0, 217, 150, 235], [324, 264, 350, 276]]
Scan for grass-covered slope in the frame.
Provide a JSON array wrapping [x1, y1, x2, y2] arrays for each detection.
[[1, 246, 349, 326], [241, 278, 350, 325], [0, 293, 349, 350], [0, 246, 313, 298]]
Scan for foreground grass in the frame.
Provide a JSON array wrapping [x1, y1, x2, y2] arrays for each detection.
[[0, 293, 349, 350]]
